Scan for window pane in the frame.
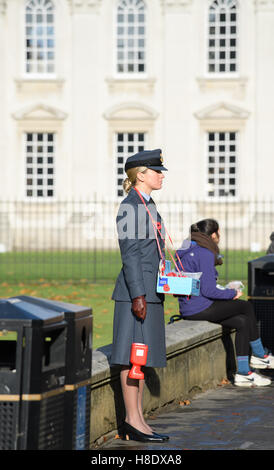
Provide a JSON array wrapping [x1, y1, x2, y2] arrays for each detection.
[[115, 132, 147, 197], [206, 131, 238, 198], [116, 0, 146, 74], [25, 0, 55, 75], [208, 0, 238, 74], [25, 132, 55, 198]]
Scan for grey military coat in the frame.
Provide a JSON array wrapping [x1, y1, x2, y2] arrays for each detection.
[[110, 188, 167, 368]]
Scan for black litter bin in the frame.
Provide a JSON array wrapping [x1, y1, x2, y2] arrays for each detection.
[[248, 254, 274, 352], [0, 297, 67, 450], [17, 296, 93, 450]]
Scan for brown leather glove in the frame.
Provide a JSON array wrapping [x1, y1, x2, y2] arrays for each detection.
[[132, 295, 147, 321]]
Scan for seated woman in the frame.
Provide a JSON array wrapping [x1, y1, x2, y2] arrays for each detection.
[[176, 218, 273, 387]]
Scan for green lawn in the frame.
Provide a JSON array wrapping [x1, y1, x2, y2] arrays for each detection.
[[0, 248, 257, 349], [0, 250, 121, 282], [0, 281, 115, 350], [0, 249, 265, 283], [0, 277, 248, 350], [0, 281, 179, 350]]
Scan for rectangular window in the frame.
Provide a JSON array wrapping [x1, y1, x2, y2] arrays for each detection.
[[207, 131, 237, 198], [208, 0, 237, 74], [115, 132, 147, 197], [25, 132, 55, 198]]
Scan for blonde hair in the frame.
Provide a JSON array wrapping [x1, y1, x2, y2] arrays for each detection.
[[123, 166, 148, 193]]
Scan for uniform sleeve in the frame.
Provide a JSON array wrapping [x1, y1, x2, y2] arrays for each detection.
[[116, 203, 145, 300], [199, 250, 236, 300]]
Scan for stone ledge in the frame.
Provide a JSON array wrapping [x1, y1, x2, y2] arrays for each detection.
[[90, 320, 235, 445], [92, 320, 225, 381]]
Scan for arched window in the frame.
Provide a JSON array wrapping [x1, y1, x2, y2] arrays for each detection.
[[116, 0, 146, 74], [25, 0, 55, 74], [208, 0, 238, 74]]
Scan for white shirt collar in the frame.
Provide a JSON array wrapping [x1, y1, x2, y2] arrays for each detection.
[[139, 190, 151, 201]]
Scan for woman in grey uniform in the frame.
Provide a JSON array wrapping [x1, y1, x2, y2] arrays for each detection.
[[111, 149, 169, 443]]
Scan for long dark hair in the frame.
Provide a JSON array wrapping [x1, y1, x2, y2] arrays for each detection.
[[191, 219, 219, 237]]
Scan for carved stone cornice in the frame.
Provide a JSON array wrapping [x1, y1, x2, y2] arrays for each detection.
[[196, 76, 248, 100], [194, 101, 250, 122], [67, 0, 102, 14], [12, 102, 68, 121], [103, 101, 158, 121], [0, 1, 7, 15], [254, 0, 274, 11]]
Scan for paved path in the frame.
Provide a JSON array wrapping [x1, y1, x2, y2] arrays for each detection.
[[99, 369, 274, 451]]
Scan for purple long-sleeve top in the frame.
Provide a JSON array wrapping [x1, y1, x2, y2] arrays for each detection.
[[176, 241, 237, 317]]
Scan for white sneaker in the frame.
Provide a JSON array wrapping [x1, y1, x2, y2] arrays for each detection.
[[250, 354, 274, 369], [234, 371, 271, 387]]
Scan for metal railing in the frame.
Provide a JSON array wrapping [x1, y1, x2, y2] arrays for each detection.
[[0, 198, 273, 283]]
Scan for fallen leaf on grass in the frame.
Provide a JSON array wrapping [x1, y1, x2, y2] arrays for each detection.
[[20, 289, 30, 294], [67, 292, 79, 299]]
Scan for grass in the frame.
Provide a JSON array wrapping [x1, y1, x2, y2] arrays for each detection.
[[0, 277, 248, 351], [0, 281, 115, 350], [0, 281, 180, 350], [0, 248, 258, 349], [0, 251, 121, 282], [0, 249, 266, 282]]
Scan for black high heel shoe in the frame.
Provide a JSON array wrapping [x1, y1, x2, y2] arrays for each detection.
[[153, 432, 170, 441], [122, 422, 166, 442]]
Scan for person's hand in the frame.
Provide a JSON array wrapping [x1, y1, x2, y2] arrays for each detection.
[[233, 289, 243, 300], [132, 295, 147, 321]]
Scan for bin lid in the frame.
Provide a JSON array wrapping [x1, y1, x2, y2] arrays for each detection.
[[14, 295, 92, 320], [248, 254, 274, 270], [0, 297, 65, 325]]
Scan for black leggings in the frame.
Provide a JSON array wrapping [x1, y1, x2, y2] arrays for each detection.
[[184, 299, 259, 357]]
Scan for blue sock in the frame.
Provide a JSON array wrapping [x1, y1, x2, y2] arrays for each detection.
[[237, 356, 250, 375], [250, 338, 265, 358]]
